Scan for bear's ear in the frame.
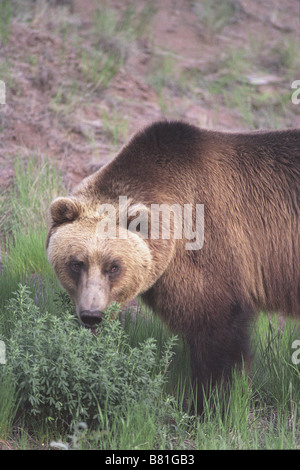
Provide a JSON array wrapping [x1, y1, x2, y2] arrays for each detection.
[[127, 202, 150, 238], [50, 197, 82, 225]]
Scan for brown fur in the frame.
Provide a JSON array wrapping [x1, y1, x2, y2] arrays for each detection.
[[47, 121, 300, 413]]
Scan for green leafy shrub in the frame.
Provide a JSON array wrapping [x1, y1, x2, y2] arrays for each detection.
[[1, 284, 177, 428]]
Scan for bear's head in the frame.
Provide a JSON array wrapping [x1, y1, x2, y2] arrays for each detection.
[[47, 196, 174, 328]]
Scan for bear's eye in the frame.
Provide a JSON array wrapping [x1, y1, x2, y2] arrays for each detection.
[[108, 265, 119, 274], [70, 260, 84, 273]]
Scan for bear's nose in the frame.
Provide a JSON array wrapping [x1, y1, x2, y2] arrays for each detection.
[[80, 310, 104, 327]]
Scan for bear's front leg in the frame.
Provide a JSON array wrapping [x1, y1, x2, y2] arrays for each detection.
[[187, 303, 252, 416]]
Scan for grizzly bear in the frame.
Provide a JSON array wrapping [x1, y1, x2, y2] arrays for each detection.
[[47, 120, 300, 414]]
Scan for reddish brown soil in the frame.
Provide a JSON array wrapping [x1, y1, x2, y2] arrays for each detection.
[[0, 0, 299, 189]]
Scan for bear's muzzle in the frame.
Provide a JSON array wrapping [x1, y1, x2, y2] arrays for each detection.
[[80, 310, 104, 328]]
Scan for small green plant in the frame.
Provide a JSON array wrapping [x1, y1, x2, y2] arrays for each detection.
[[268, 39, 300, 77], [1, 284, 177, 429], [101, 109, 129, 148], [146, 54, 192, 114], [81, 1, 156, 95], [147, 56, 175, 96], [80, 48, 122, 93], [194, 0, 237, 41], [93, 2, 156, 52]]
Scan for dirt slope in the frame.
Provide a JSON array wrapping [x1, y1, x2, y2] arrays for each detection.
[[0, 0, 299, 188]]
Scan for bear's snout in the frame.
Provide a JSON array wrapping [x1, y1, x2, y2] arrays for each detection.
[[80, 310, 104, 328]]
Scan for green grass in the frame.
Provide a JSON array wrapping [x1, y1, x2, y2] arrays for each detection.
[[75, 1, 156, 96], [194, 0, 237, 41], [0, 156, 65, 316], [79, 48, 122, 94], [0, 0, 11, 45], [0, 156, 299, 450], [101, 109, 129, 149], [0, 374, 19, 440], [146, 54, 195, 115], [1, 0, 299, 450], [197, 43, 297, 129], [252, 315, 300, 411], [93, 1, 156, 50]]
